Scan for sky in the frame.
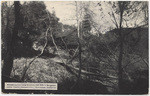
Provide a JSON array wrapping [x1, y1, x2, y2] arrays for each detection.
[[44, 1, 146, 33], [44, 1, 114, 33], [44, 1, 76, 25], [44, 1, 146, 28], [4, 1, 147, 33]]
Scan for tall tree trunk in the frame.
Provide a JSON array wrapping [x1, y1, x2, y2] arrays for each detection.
[[76, 2, 82, 81], [78, 37, 82, 80], [2, 1, 21, 79], [70, 2, 82, 92], [118, 32, 123, 93], [118, 1, 124, 94]]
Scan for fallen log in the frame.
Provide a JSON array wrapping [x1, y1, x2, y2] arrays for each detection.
[[56, 62, 117, 79]]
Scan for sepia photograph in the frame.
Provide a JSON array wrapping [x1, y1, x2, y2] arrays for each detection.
[[1, 1, 149, 94]]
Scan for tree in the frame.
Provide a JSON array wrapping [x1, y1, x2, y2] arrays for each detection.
[[97, 1, 148, 93], [2, 1, 60, 58], [2, 2, 22, 92], [75, 1, 82, 85], [2, 2, 12, 60], [2, 1, 21, 78]]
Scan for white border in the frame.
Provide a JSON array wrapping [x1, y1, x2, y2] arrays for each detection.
[[0, 0, 149, 96]]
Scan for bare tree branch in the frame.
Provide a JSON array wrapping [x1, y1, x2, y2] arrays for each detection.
[[140, 56, 148, 68], [110, 10, 119, 28], [60, 37, 68, 51]]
